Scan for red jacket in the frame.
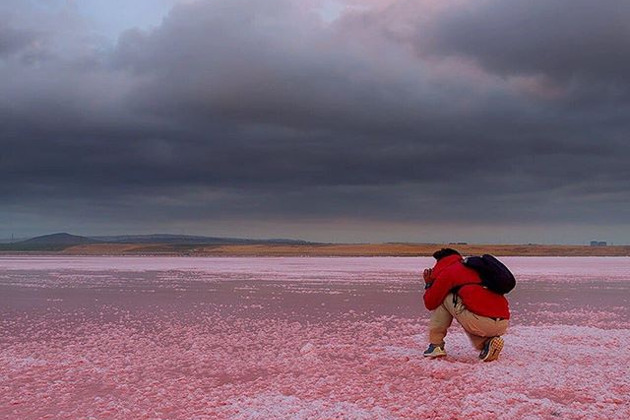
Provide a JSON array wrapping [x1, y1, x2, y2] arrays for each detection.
[[423, 254, 510, 319]]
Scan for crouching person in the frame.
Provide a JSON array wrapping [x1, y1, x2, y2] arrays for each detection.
[[422, 248, 510, 362]]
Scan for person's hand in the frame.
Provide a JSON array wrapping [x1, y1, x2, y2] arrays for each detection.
[[423, 268, 434, 283]]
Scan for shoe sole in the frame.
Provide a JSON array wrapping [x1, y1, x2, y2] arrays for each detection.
[[482, 337, 504, 362], [423, 352, 447, 358]]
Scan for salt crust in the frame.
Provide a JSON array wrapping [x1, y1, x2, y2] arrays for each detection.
[[1, 256, 629, 419]]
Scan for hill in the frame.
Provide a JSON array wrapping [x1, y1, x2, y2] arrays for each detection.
[[89, 234, 311, 245], [1, 232, 98, 251], [0, 232, 312, 252], [2, 233, 629, 256]]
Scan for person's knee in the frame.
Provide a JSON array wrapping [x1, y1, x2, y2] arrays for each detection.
[[496, 320, 509, 336], [442, 293, 454, 305], [442, 293, 459, 315]]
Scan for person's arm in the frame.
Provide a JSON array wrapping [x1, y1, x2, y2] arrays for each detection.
[[423, 270, 452, 310], [423, 268, 434, 289]]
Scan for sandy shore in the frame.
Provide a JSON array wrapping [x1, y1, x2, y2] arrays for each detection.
[[20, 242, 627, 256]]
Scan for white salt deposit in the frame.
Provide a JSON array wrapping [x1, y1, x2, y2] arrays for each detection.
[[0, 256, 629, 419]]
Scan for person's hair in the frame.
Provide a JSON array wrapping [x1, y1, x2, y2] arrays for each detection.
[[432, 248, 461, 261]]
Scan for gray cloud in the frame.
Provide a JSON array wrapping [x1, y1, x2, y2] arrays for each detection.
[[1, 0, 629, 242], [425, 0, 630, 83]]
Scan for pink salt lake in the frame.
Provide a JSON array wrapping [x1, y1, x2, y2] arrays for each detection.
[[1, 256, 629, 419]]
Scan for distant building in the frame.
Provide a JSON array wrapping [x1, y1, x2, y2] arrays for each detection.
[[590, 241, 607, 246]]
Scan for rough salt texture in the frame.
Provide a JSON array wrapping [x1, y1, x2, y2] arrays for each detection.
[[1, 256, 629, 419]]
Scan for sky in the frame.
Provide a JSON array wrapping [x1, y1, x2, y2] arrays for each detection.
[[2, 0, 629, 244]]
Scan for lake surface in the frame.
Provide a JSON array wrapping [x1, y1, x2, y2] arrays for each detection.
[[1, 256, 629, 419]]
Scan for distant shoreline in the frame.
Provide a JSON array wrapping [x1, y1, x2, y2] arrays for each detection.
[[2, 243, 629, 257]]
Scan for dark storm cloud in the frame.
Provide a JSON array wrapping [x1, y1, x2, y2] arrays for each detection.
[[2, 0, 630, 239], [425, 0, 630, 83]]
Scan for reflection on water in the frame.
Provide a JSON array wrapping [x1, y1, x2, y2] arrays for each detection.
[[1, 256, 629, 327]]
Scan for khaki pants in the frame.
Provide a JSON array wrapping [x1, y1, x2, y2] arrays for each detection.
[[429, 293, 509, 350]]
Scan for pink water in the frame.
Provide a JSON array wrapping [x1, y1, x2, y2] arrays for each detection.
[[1, 256, 629, 419]]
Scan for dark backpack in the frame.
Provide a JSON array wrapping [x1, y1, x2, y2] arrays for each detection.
[[463, 254, 516, 295]]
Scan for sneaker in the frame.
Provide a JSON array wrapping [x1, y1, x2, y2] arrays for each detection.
[[423, 343, 447, 358], [479, 336, 504, 362]]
